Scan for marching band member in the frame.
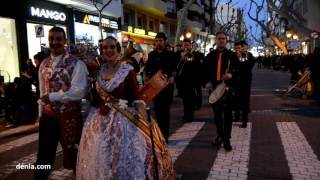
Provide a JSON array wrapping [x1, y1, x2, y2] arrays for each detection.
[[176, 38, 202, 122], [144, 32, 177, 142], [202, 31, 239, 151], [233, 40, 255, 128]]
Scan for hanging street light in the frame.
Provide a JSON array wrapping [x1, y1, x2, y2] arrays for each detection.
[[286, 32, 292, 38], [180, 35, 185, 41], [186, 32, 192, 39]]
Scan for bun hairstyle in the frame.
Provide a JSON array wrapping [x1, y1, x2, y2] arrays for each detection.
[[105, 36, 121, 53]]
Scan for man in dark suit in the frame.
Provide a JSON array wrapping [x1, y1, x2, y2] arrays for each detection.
[[144, 32, 176, 142], [233, 40, 255, 128], [175, 38, 201, 122], [193, 49, 204, 109], [202, 31, 239, 151]]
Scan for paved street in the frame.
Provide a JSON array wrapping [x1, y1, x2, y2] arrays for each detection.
[[1, 67, 320, 180]]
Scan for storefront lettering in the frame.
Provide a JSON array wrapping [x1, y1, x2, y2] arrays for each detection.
[[148, 31, 157, 37], [128, 26, 133, 33], [134, 28, 146, 35], [31, 6, 66, 22], [127, 26, 156, 38], [83, 15, 118, 29]]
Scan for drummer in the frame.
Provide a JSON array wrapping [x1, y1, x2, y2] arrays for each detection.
[[202, 31, 239, 151], [144, 32, 176, 142]]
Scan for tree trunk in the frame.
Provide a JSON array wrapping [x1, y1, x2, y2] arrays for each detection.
[[269, 34, 288, 55]]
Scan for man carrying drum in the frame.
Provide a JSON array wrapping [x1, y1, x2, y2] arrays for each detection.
[[144, 32, 176, 143], [202, 31, 239, 151]]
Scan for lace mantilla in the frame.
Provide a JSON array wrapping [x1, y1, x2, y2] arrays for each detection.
[[97, 63, 133, 93]]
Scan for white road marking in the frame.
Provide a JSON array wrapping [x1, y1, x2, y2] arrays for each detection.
[[277, 122, 320, 180], [207, 123, 252, 180]]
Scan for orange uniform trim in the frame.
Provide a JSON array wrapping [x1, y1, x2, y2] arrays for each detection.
[[217, 52, 222, 81]]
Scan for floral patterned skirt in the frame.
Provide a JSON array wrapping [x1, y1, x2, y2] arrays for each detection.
[[76, 107, 175, 180]]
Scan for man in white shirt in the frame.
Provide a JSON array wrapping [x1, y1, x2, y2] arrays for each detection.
[[34, 27, 88, 179]]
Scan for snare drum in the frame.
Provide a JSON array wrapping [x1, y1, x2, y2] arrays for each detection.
[[138, 70, 170, 105]]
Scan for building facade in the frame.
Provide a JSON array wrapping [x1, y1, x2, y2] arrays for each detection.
[[48, 0, 122, 49], [0, 0, 123, 83], [270, 0, 320, 54], [176, 0, 214, 53], [0, 0, 21, 83], [122, 0, 177, 52]]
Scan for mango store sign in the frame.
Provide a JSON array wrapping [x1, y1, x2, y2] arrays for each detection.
[[30, 6, 66, 22]]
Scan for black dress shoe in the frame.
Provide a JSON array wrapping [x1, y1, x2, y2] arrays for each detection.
[[223, 140, 232, 151], [211, 137, 223, 148]]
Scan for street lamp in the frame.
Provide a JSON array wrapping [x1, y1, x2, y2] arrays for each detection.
[[293, 34, 298, 40], [186, 32, 192, 39], [286, 32, 292, 38], [180, 35, 185, 41]]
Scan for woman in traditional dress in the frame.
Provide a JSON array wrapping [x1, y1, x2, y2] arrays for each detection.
[[76, 36, 175, 180]]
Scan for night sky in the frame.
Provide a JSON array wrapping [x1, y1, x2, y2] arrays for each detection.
[[218, 0, 268, 46]]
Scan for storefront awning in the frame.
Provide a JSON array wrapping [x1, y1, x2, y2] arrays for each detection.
[[122, 32, 155, 45]]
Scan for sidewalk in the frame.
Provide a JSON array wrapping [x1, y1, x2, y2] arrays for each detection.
[[0, 123, 39, 139], [0, 99, 91, 139]]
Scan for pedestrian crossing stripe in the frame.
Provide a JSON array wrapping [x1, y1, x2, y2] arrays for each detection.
[[207, 123, 251, 180], [277, 122, 320, 179], [1, 121, 320, 179], [168, 122, 205, 162]]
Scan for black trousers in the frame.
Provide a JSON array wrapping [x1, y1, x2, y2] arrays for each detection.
[[212, 105, 233, 140], [34, 115, 60, 180], [153, 85, 173, 142], [181, 87, 196, 120], [195, 86, 202, 108], [34, 114, 80, 180], [234, 78, 252, 124]]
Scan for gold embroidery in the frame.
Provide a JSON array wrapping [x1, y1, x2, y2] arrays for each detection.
[[95, 81, 165, 149]]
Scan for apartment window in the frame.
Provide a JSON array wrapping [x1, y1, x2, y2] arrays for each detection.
[[303, 0, 308, 14], [298, 2, 303, 15], [294, 2, 303, 16], [166, 0, 176, 13], [149, 20, 154, 31], [160, 22, 167, 33], [170, 24, 175, 35], [124, 12, 129, 25], [137, 16, 143, 27]]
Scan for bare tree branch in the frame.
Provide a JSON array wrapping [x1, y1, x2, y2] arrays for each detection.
[[247, 0, 269, 33], [92, 0, 113, 40], [247, 0, 288, 54]]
